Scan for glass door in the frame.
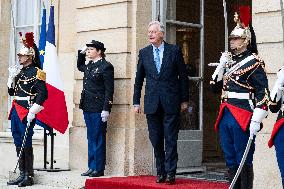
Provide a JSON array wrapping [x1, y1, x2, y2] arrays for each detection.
[[152, 0, 204, 171]]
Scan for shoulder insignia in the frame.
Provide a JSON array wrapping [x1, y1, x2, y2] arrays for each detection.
[[252, 53, 267, 73], [36, 68, 46, 81], [252, 53, 264, 63]]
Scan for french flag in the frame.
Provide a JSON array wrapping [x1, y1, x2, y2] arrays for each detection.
[[37, 6, 69, 134]]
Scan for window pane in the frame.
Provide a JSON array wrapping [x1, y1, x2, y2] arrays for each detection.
[[167, 0, 200, 24], [16, 0, 35, 25]]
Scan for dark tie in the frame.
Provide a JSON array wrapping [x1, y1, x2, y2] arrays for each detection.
[[154, 48, 161, 73]]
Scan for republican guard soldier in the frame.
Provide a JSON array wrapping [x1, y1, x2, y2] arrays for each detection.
[[210, 12, 269, 189], [77, 40, 114, 177], [7, 32, 48, 187], [268, 66, 284, 187]]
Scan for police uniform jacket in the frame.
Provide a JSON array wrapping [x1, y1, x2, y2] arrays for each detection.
[[77, 52, 114, 112], [8, 64, 48, 120], [268, 92, 284, 147], [211, 50, 269, 131]]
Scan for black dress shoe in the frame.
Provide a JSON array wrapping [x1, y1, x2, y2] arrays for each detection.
[[165, 174, 175, 185], [89, 170, 104, 177], [18, 175, 34, 187], [156, 174, 166, 183], [7, 172, 25, 185], [81, 169, 94, 176]]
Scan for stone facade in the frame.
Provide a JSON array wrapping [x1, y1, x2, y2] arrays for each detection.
[[70, 0, 153, 175], [0, 0, 283, 188], [253, 0, 283, 188], [0, 0, 10, 132]]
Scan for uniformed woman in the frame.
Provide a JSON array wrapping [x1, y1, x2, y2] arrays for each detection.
[[77, 40, 114, 177]]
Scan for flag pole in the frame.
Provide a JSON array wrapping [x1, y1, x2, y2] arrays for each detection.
[[35, 3, 70, 173]]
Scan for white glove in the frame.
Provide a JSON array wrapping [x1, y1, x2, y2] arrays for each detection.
[[7, 66, 21, 88], [219, 52, 230, 65], [101, 110, 109, 122], [27, 112, 35, 125], [249, 120, 260, 138], [26, 103, 44, 125], [80, 46, 88, 54], [8, 65, 21, 79], [271, 67, 284, 102], [7, 77, 14, 88], [277, 67, 284, 83], [29, 103, 44, 114], [212, 52, 230, 81]]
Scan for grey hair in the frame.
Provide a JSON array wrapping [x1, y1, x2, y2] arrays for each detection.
[[148, 21, 165, 33]]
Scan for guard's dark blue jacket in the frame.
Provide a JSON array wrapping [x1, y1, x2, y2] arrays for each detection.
[[8, 64, 48, 121], [210, 50, 269, 131]]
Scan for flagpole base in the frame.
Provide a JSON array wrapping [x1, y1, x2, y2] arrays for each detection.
[[35, 168, 71, 172]]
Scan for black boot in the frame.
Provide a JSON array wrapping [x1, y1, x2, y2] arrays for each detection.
[[240, 165, 253, 189], [18, 147, 34, 187], [228, 167, 241, 189], [7, 147, 25, 185]]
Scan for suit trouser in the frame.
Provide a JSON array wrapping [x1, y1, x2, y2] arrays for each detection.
[[10, 107, 35, 148], [146, 103, 179, 175], [274, 124, 284, 187], [83, 111, 106, 171], [219, 108, 255, 169]]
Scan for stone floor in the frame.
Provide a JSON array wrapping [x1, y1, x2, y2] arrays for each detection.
[[177, 162, 229, 183], [0, 170, 86, 189]]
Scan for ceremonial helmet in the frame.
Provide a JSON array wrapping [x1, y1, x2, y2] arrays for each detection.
[[17, 32, 41, 68], [17, 32, 36, 57], [229, 6, 252, 47]]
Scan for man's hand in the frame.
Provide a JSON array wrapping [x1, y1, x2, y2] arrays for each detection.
[[7, 66, 21, 88], [27, 112, 35, 124], [180, 102, 189, 112], [134, 105, 141, 114], [249, 120, 260, 138], [8, 65, 20, 79], [101, 111, 110, 122]]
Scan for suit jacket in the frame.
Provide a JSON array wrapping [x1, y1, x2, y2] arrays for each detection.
[[133, 42, 189, 114], [77, 51, 114, 112]]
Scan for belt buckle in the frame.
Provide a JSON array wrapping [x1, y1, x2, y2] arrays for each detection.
[[249, 92, 254, 100], [221, 91, 228, 99]]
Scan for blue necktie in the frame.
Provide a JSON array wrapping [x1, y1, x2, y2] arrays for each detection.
[[154, 48, 161, 73]]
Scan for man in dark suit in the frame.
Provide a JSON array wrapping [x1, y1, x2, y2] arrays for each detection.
[[77, 40, 114, 177], [133, 21, 189, 184]]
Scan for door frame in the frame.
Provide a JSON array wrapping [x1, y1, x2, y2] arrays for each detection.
[[152, 0, 205, 171]]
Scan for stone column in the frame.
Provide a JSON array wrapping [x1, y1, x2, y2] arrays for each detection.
[[253, 0, 284, 188], [70, 0, 154, 176], [0, 0, 11, 131]]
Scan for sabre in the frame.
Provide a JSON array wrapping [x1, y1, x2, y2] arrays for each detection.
[[229, 136, 254, 189], [13, 121, 31, 173], [9, 121, 32, 182], [223, 0, 228, 52], [208, 0, 229, 67]]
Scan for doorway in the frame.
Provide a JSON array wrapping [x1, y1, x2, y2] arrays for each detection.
[[154, 0, 252, 172]]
